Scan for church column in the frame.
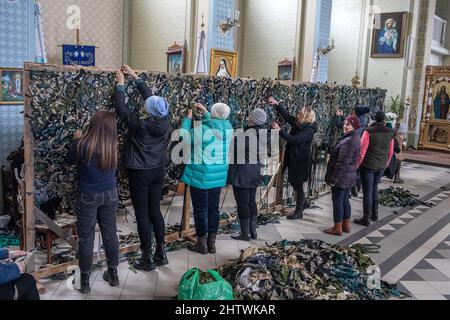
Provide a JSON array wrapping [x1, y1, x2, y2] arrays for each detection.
[[296, 0, 319, 82], [407, 0, 436, 147]]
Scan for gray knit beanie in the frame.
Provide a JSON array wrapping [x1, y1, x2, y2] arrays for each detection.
[[250, 108, 268, 126]]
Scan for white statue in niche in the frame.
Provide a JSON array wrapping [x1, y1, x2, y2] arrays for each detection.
[[216, 59, 231, 77]]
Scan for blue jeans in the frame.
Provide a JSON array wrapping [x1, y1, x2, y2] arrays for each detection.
[[75, 189, 120, 273], [190, 186, 222, 237], [360, 167, 384, 219], [331, 187, 351, 223]]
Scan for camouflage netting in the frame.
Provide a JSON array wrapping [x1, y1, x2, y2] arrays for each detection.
[[27, 68, 386, 210]]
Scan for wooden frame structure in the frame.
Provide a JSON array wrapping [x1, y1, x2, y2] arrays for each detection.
[[22, 62, 285, 280]]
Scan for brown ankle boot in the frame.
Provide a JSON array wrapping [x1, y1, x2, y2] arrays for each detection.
[[324, 222, 343, 236], [342, 220, 351, 233]]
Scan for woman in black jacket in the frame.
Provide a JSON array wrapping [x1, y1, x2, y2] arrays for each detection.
[[228, 108, 269, 241], [115, 67, 170, 272], [269, 97, 318, 220], [324, 116, 361, 236]]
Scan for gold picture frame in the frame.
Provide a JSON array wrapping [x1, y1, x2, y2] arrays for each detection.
[[0, 67, 24, 105], [419, 66, 450, 151], [210, 49, 238, 78]]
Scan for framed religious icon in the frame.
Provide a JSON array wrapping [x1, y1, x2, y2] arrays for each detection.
[[210, 49, 238, 78], [419, 66, 450, 151], [0, 68, 24, 105], [371, 12, 408, 58], [166, 42, 186, 74], [277, 58, 295, 81]]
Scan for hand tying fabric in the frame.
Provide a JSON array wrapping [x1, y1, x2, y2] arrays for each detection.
[[271, 122, 281, 130], [122, 64, 139, 80], [74, 129, 83, 140], [116, 70, 125, 86], [268, 97, 279, 106]]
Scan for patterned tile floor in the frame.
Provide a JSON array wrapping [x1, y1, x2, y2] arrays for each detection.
[[37, 161, 450, 300]]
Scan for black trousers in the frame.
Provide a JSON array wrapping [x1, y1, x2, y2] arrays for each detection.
[[233, 187, 257, 220], [292, 183, 306, 212], [128, 168, 166, 251], [75, 189, 120, 273], [360, 167, 384, 218], [0, 274, 40, 300], [190, 186, 222, 237]]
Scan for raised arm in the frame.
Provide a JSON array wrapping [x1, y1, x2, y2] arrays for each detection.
[[269, 97, 296, 126], [114, 70, 141, 129], [123, 64, 152, 101]]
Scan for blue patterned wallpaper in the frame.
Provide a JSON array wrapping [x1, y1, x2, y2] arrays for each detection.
[[208, 0, 236, 66], [315, 0, 332, 83], [0, 0, 34, 165]]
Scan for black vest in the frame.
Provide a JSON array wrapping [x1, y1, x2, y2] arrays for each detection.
[[361, 123, 394, 171]]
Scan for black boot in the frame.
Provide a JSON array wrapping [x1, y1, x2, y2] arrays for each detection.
[[79, 272, 90, 294], [250, 215, 258, 240], [370, 205, 379, 222], [231, 219, 251, 241], [154, 243, 169, 267], [288, 191, 304, 220], [351, 186, 358, 198], [393, 174, 404, 184], [207, 233, 217, 254], [102, 268, 119, 287], [188, 235, 208, 255], [354, 217, 370, 227], [133, 250, 156, 272]]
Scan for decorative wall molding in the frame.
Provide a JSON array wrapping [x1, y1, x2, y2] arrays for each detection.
[[409, 0, 436, 136]]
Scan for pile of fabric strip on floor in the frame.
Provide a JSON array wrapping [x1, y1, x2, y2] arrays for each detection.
[[218, 239, 408, 300], [378, 187, 435, 208]]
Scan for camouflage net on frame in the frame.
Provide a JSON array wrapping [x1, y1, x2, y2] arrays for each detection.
[[27, 68, 386, 210]]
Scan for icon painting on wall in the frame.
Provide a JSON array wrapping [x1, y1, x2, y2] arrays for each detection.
[[0, 68, 24, 105], [419, 66, 450, 151], [210, 49, 238, 78], [166, 42, 186, 74], [371, 12, 408, 58]]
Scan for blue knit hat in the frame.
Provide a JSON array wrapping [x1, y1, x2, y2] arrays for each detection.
[[144, 96, 169, 117]]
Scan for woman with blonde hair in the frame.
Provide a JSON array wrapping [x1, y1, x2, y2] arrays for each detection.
[[269, 97, 318, 220]]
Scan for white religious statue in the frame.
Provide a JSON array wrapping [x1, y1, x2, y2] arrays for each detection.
[[15, 74, 21, 95], [216, 59, 231, 77]]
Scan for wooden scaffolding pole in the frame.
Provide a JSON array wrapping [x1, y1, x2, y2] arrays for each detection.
[[275, 147, 285, 206], [23, 68, 36, 256]]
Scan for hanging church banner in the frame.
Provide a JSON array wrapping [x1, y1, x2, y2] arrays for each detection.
[[62, 45, 96, 66], [25, 63, 386, 210], [371, 12, 408, 58], [419, 66, 450, 151]]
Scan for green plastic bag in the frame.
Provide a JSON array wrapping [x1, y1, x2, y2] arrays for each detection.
[[178, 268, 234, 300]]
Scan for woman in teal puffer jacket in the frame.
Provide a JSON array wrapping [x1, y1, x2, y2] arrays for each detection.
[[180, 102, 233, 255]]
